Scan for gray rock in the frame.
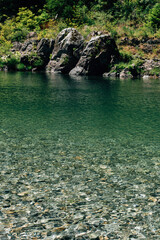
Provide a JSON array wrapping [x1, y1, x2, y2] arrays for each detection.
[[147, 38, 160, 44], [143, 59, 160, 72], [37, 38, 54, 54], [141, 59, 160, 77], [11, 42, 22, 52], [46, 60, 57, 73], [27, 32, 38, 39], [86, 30, 104, 41], [21, 40, 39, 52], [142, 75, 150, 79], [120, 69, 133, 79], [103, 72, 118, 78], [69, 34, 119, 76], [47, 28, 84, 74], [36, 38, 55, 63], [19, 38, 54, 70]]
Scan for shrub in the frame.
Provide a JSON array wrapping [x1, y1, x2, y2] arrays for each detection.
[[148, 3, 160, 29], [17, 63, 26, 71], [150, 67, 160, 76], [46, 0, 75, 19], [6, 55, 20, 70], [16, 8, 38, 31], [33, 58, 44, 68], [119, 50, 133, 63]]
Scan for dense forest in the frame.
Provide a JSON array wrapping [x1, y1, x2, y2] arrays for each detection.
[[0, 0, 159, 75], [0, 0, 159, 40]]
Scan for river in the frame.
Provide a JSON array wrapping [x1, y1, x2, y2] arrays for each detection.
[[0, 72, 160, 239]]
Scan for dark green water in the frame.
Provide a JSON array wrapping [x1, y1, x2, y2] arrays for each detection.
[[0, 72, 160, 239]]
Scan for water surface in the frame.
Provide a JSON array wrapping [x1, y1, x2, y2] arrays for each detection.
[[0, 72, 160, 239]]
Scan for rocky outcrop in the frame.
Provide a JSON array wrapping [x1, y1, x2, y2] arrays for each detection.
[[21, 39, 39, 52], [11, 37, 54, 70], [5, 29, 160, 77], [69, 34, 119, 76], [142, 59, 160, 72], [47, 28, 84, 74], [103, 58, 160, 79], [36, 38, 54, 63], [141, 59, 160, 78]]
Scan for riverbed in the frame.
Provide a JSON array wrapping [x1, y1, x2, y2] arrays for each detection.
[[0, 72, 160, 239]]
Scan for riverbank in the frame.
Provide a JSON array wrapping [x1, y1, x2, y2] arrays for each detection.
[[0, 28, 160, 79]]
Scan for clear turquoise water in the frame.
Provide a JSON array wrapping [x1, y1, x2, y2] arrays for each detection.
[[0, 72, 160, 239]]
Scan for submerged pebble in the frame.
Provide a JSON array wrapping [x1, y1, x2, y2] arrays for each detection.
[[0, 130, 160, 239], [0, 73, 160, 239]]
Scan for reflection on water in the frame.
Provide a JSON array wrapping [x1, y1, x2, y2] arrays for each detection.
[[0, 71, 160, 239]]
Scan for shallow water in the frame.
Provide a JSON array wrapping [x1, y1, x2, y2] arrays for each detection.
[[0, 72, 160, 239]]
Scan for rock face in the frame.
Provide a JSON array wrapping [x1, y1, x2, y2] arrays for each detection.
[[69, 34, 119, 76], [11, 38, 54, 70], [36, 38, 55, 63], [21, 39, 39, 52], [47, 28, 84, 74]]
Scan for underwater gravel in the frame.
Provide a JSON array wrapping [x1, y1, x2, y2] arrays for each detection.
[[0, 130, 160, 240]]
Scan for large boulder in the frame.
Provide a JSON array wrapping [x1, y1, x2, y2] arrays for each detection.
[[47, 28, 84, 74], [69, 34, 119, 76], [20, 38, 54, 70], [37, 38, 55, 63]]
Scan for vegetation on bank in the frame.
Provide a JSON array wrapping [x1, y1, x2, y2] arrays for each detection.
[[0, 0, 159, 74]]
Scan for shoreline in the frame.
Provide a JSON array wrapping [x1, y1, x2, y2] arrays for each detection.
[[0, 28, 160, 79]]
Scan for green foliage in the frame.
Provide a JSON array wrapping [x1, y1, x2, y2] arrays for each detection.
[[119, 50, 133, 63], [0, 35, 12, 55], [16, 63, 26, 71], [0, 0, 159, 72], [35, 9, 50, 26], [46, 0, 75, 19], [72, 5, 90, 25], [0, 7, 50, 46], [112, 0, 157, 21], [46, 0, 91, 25], [0, 53, 21, 70], [110, 29, 118, 39], [0, 0, 45, 19], [33, 58, 44, 67], [149, 67, 160, 76], [94, 0, 116, 11], [24, 51, 44, 69], [62, 55, 69, 65], [0, 18, 29, 43], [26, 65, 33, 70], [16, 7, 49, 31], [112, 57, 144, 76], [15, 8, 38, 31], [148, 3, 160, 29], [7, 56, 19, 70]]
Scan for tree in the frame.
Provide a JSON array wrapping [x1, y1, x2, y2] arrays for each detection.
[[0, 0, 45, 20], [148, 3, 160, 29]]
